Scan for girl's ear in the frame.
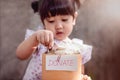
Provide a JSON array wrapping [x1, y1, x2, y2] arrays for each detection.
[[73, 12, 78, 25]]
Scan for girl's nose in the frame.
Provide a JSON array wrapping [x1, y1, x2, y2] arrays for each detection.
[[55, 22, 63, 30]]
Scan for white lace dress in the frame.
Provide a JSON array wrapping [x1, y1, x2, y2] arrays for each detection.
[[23, 29, 93, 80]]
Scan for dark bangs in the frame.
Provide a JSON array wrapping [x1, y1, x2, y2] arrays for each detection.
[[39, 0, 76, 23]]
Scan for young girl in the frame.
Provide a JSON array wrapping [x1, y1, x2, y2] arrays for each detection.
[[16, 0, 92, 80]]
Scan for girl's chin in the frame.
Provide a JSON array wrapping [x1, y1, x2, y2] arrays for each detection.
[[55, 36, 67, 41]]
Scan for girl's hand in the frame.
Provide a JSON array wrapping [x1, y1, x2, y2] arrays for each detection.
[[35, 30, 54, 49], [81, 74, 92, 80]]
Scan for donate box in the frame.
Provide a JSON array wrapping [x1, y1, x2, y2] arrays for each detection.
[[42, 54, 82, 80]]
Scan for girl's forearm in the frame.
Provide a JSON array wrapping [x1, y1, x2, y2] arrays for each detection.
[[16, 33, 39, 60]]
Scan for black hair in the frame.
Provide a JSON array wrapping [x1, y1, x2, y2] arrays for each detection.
[[39, 0, 80, 23], [31, 1, 39, 13]]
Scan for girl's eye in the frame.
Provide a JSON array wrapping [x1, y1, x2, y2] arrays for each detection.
[[62, 19, 68, 22], [48, 20, 54, 23]]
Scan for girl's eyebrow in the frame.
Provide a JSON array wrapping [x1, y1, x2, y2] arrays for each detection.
[[60, 15, 70, 18], [46, 17, 54, 21]]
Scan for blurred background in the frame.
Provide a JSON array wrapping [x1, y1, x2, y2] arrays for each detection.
[[0, 0, 120, 80]]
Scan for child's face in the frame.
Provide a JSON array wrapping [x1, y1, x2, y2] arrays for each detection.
[[43, 14, 77, 40]]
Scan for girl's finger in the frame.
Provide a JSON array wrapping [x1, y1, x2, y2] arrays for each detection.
[[36, 32, 41, 43], [48, 31, 54, 49], [44, 32, 50, 46], [40, 32, 45, 45], [82, 75, 92, 80]]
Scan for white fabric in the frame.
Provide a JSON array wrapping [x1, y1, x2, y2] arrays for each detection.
[[25, 29, 35, 40], [23, 29, 93, 80]]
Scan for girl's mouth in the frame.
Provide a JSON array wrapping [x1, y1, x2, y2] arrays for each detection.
[[56, 32, 63, 35]]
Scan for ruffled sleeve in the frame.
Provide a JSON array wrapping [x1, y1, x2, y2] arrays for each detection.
[[72, 38, 93, 64], [24, 29, 35, 40], [25, 25, 44, 40]]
